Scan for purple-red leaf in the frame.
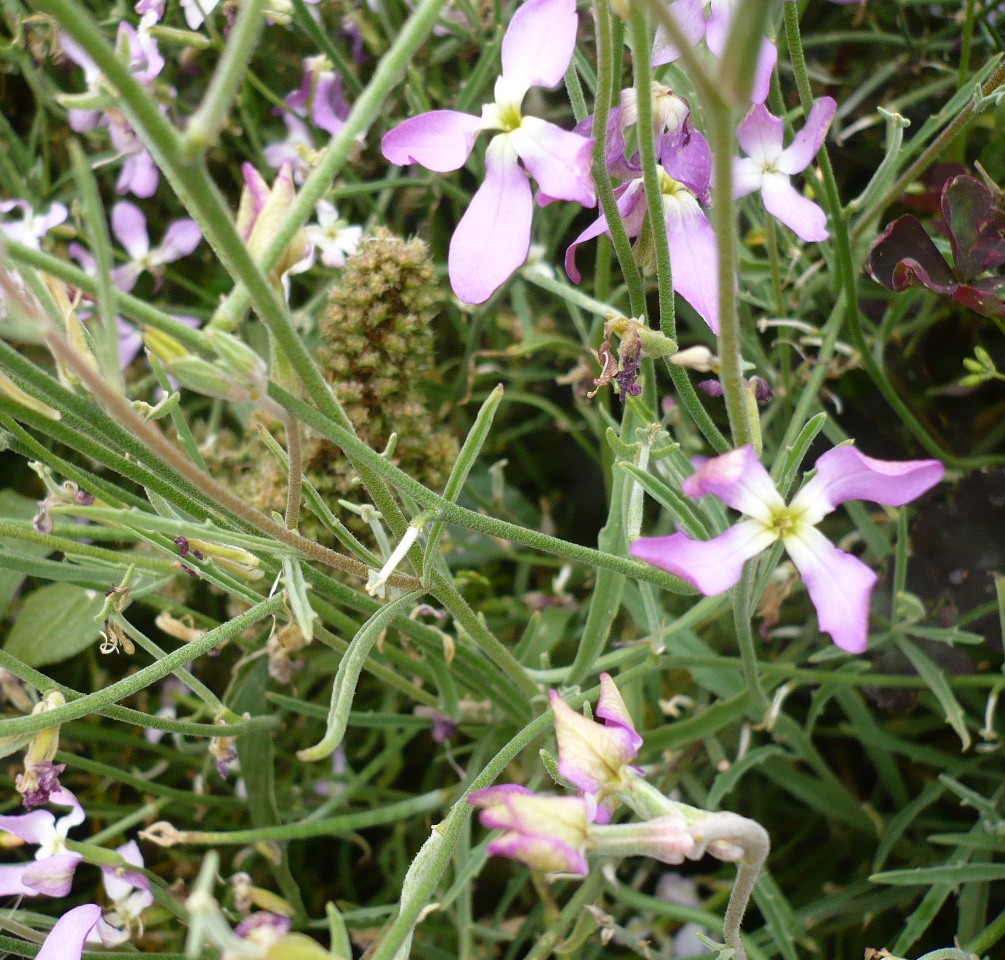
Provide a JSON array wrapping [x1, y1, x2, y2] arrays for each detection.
[[942, 175, 1005, 281], [866, 214, 957, 294]]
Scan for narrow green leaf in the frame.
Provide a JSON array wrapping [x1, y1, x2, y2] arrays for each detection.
[[872, 863, 1005, 885], [423, 384, 504, 572], [895, 638, 972, 750]]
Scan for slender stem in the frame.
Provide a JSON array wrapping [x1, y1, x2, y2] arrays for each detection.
[[732, 564, 768, 714], [182, 0, 267, 155], [629, 4, 675, 338], [707, 91, 752, 447], [20, 290, 418, 588], [283, 410, 303, 531], [591, 0, 646, 319], [430, 572, 538, 702], [764, 216, 785, 318], [0, 595, 285, 737], [268, 381, 695, 594]]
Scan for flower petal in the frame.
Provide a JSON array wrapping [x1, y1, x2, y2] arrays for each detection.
[[652, 0, 707, 67], [381, 110, 482, 173], [510, 117, 595, 207], [0, 865, 38, 897], [22, 853, 82, 896], [38, 904, 103, 960], [551, 691, 639, 795], [448, 136, 531, 303], [111, 201, 150, 260], [682, 444, 784, 519], [733, 156, 764, 199], [595, 673, 643, 752], [750, 39, 777, 105], [662, 190, 720, 333], [761, 171, 829, 242], [776, 97, 836, 175], [488, 831, 588, 875], [630, 520, 777, 595], [158, 219, 202, 263], [501, 0, 577, 92], [565, 180, 645, 283], [0, 809, 55, 845], [661, 123, 711, 202], [736, 104, 783, 166], [783, 526, 877, 653], [468, 783, 535, 808], [790, 446, 944, 525]]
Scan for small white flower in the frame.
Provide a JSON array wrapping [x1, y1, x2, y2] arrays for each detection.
[[304, 201, 362, 268]]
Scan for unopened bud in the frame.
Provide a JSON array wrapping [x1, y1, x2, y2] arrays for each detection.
[[186, 538, 264, 580]]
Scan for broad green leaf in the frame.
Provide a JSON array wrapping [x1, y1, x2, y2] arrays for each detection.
[[5, 583, 105, 666]]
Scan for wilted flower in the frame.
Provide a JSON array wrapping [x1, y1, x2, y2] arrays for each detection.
[[550, 673, 642, 816], [236, 161, 314, 289]]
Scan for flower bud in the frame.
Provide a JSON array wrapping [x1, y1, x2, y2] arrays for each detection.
[[237, 162, 313, 283]]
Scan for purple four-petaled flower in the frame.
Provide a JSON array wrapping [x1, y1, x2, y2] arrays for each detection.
[[630, 444, 943, 653]]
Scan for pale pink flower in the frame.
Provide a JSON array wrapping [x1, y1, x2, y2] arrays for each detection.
[[630, 444, 944, 653], [382, 0, 595, 303], [734, 99, 836, 242]]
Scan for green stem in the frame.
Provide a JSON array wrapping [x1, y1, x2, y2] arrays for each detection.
[[708, 103, 751, 447], [430, 572, 538, 703], [366, 667, 650, 960], [267, 382, 695, 594], [0, 595, 285, 737], [629, 5, 675, 337], [182, 0, 267, 155], [591, 0, 646, 319], [732, 564, 768, 714], [157, 790, 447, 845]]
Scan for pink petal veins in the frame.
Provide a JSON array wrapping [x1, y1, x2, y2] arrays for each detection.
[[381, 110, 482, 173]]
